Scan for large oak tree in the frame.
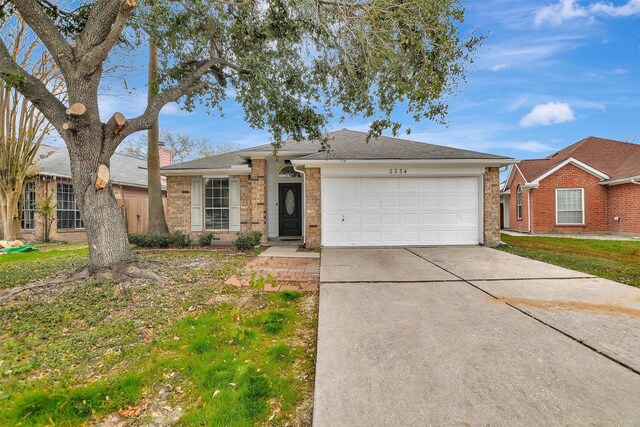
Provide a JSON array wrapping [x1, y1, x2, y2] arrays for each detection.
[[0, 0, 481, 274]]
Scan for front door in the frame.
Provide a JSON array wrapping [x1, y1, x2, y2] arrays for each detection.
[[279, 183, 302, 236]]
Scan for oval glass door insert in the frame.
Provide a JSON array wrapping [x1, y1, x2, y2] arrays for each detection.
[[285, 189, 296, 215]]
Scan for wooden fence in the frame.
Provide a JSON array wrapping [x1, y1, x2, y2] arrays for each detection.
[[122, 198, 168, 234]]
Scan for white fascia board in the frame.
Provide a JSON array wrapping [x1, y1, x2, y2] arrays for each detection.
[[238, 150, 316, 159], [531, 157, 609, 184], [161, 167, 252, 176], [504, 164, 527, 190], [291, 158, 518, 167], [600, 175, 640, 186]]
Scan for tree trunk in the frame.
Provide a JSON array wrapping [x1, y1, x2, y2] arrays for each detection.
[[1, 187, 23, 241], [146, 41, 169, 235], [68, 135, 135, 273]]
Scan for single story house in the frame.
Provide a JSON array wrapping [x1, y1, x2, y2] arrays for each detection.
[[11, 143, 172, 242], [161, 129, 517, 248], [501, 136, 640, 235]]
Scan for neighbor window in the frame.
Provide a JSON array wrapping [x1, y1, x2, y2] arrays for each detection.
[[57, 183, 84, 230], [516, 185, 523, 220], [556, 188, 584, 225], [21, 182, 36, 230], [204, 178, 229, 230]]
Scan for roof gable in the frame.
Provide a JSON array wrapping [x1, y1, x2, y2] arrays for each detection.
[[518, 136, 640, 183]]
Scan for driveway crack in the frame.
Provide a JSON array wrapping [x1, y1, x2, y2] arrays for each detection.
[[404, 247, 640, 377]]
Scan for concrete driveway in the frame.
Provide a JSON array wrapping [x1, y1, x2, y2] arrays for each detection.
[[314, 246, 640, 426]]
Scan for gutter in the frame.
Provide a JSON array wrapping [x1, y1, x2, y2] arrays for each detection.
[[291, 158, 519, 167], [600, 175, 640, 186], [292, 163, 307, 245], [161, 167, 252, 176]]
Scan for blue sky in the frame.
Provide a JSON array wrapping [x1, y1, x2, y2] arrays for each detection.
[[95, 0, 640, 161]]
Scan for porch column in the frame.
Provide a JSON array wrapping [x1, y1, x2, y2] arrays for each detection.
[[483, 167, 501, 247], [250, 159, 268, 243], [305, 167, 321, 248]]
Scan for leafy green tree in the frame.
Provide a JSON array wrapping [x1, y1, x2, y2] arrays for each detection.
[[0, 0, 481, 274]]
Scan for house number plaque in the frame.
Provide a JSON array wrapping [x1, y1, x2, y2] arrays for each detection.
[[389, 168, 408, 174]]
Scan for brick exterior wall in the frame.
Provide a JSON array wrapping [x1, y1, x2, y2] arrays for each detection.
[[305, 168, 321, 248], [250, 159, 268, 243], [508, 168, 531, 232], [483, 167, 501, 247], [166, 175, 192, 233], [532, 164, 607, 233], [507, 163, 639, 235], [166, 174, 257, 242], [607, 183, 640, 234]]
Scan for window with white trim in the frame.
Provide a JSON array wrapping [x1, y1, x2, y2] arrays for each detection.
[[56, 183, 84, 230], [204, 178, 229, 230], [21, 182, 36, 230], [556, 188, 584, 225], [516, 185, 523, 220]]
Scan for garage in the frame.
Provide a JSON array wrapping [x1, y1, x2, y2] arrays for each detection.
[[322, 176, 481, 246]]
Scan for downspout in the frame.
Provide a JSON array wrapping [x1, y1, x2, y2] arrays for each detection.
[[527, 191, 532, 233], [292, 164, 306, 244]]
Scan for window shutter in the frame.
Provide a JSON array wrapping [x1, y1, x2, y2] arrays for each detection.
[[191, 177, 203, 232], [229, 178, 240, 232]]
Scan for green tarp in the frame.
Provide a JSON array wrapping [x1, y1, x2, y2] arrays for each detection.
[[0, 245, 39, 254]]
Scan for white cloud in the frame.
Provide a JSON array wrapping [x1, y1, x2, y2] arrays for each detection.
[[535, 0, 640, 27], [160, 102, 189, 117], [515, 140, 555, 152], [519, 102, 575, 127]]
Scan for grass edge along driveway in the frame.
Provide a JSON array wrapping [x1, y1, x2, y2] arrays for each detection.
[[499, 233, 640, 288]]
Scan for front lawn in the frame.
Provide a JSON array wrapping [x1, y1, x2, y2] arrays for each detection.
[[499, 233, 640, 287], [0, 245, 317, 426]]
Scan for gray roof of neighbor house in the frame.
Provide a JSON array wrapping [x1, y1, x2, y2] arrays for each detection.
[[162, 129, 513, 171], [33, 145, 151, 188]]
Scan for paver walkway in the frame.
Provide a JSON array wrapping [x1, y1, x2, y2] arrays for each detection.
[[225, 255, 319, 292]]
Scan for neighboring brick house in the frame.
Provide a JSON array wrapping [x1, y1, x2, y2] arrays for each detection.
[[161, 129, 516, 248], [9, 144, 172, 242], [501, 136, 640, 235]]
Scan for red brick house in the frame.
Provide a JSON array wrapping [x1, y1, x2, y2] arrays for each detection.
[[501, 136, 640, 235], [7, 144, 172, 242], [161, 129, 516, 248]]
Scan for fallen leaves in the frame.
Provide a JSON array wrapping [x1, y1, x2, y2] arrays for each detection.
[[118, 401, 148, 418]]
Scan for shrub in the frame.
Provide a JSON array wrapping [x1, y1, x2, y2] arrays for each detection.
[[233, 231, 262, 251], [128, 231, 192, 248], [171, 231, 191, 248], [197, 232, 215, 247]]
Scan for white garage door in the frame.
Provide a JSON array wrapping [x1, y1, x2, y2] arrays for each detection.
[[322, 177, 480, 246]]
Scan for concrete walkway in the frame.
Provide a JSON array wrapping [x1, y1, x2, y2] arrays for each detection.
[[314, 247, 640, 426]]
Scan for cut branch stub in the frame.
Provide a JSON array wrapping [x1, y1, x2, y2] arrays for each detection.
[[95, 164, 110, 190], [113, 112, 126, 135], [126, 0, 138, 7], [62, 121, 75, 131], [65, 103, 87, 117]]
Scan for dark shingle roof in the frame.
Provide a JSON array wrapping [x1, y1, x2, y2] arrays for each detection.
[[163, 129, 511, 171], [161, 151, 249, 170], [34, 145, 151, 188], [296, 129, 510, 160], [517, 136, 640, 182]]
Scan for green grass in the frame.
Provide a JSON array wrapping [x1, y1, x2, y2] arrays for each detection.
[[0, 243, 88, 290], [499, 233, 640, 287], [0, 244, 317, 426]]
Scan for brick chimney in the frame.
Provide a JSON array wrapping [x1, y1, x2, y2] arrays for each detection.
[[159, 142, 172, 187]]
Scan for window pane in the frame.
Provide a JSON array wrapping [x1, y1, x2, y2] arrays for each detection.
[[557, 189, 583, 224]]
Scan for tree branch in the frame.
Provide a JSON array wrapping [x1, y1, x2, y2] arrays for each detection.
[[76, 0, 136, 74], [11, 0, 75, 76], [0, 39, 67, 132]]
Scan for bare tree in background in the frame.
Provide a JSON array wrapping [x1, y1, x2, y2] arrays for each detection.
[[0, 17, 62, 240], [120, 130, 237, 163]]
